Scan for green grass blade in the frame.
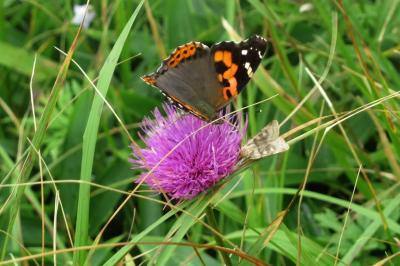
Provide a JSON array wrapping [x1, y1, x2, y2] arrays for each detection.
[[103, 201, 190, 266], [0, 22, 81, 260], [0, 41, 58, 80], [228, 188, 400, 233], [342, 193, 400, 264], [152, 195, 213, 265], [72, 1, 144, 265]]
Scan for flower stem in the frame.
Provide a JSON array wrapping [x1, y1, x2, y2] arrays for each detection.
[[205, 206, 232, 266]]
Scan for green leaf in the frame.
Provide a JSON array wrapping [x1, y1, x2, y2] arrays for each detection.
[[0, 41, 58, 80], [73, 1, 144, 265]]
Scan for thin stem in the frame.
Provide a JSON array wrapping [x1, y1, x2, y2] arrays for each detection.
[[205, 206, 232, 266]]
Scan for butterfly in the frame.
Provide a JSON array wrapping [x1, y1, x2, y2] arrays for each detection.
[[142, 35, 268, 122], [241, 120, 289, 160]]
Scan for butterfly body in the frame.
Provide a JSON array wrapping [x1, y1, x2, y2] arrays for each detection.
[[142, 35, 268, 122]]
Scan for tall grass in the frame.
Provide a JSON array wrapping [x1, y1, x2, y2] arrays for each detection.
[[0, 0, 399, 265]]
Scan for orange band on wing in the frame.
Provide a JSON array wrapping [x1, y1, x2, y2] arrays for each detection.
[[222, 63, 238, 79], [222, 77, 238, 100], [142, 76, 157, 85], [222, 51, 232, 67], [168, 43, 199, 68], [214, 50, 233, 67], [170, 95, 209, 121], [187, 44, 196, 56], [214, 51, 223, 62], [214, 50, 239, 100]]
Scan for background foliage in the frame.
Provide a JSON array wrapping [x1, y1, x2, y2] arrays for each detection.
[[0, 0, 399, 265]]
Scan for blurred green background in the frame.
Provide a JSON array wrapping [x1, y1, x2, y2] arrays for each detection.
[[0, 0, 399, 265]]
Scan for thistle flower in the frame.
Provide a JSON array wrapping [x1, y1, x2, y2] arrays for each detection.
[[130, 105, 246, 199]]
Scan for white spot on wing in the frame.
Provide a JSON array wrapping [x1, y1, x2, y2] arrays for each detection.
[[241, 49, 248, 55], [247, 67, 253, 77], [245, 62, 253, 76], [258, 51, 263, 59]]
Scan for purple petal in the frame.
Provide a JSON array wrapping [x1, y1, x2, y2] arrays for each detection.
[[130, 104, 246, 199]]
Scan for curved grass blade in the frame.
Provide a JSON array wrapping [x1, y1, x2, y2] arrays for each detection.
[[72, 1, 144, 265]]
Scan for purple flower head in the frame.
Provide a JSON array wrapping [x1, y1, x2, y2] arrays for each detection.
[[130, 104, 246, 200]]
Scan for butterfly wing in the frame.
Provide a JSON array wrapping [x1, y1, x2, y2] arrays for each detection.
[[142, 42, 222, 121], [241, 120, 289, 160], [208, 35, 268, 110], [142, 36, 268, 122]]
